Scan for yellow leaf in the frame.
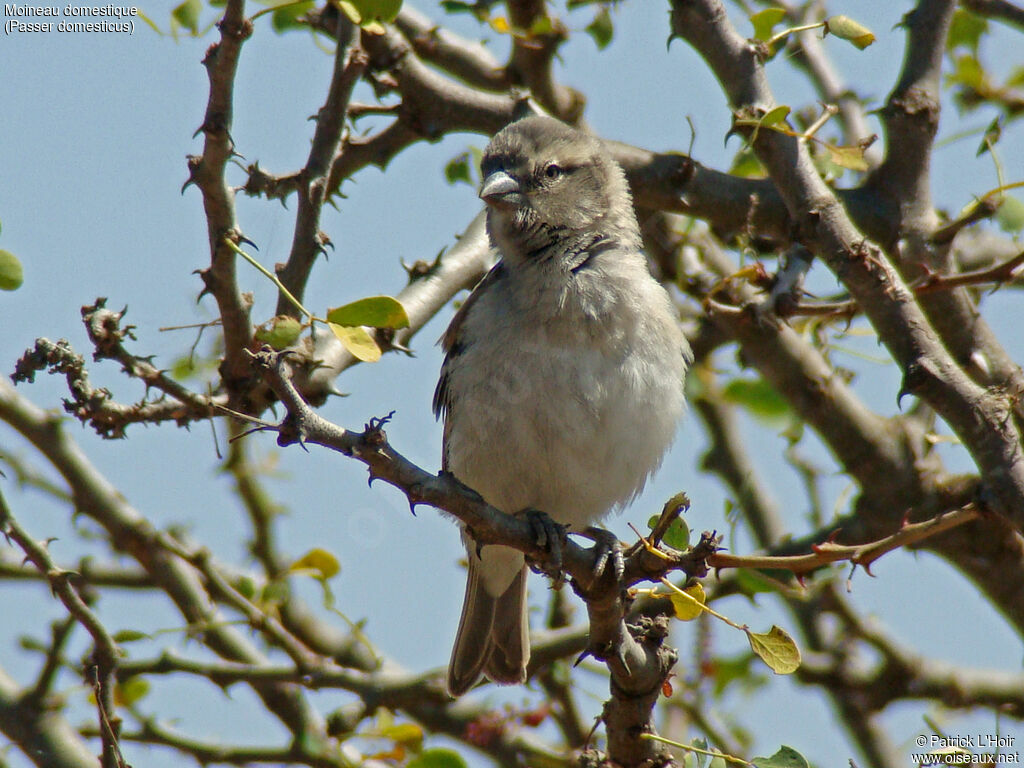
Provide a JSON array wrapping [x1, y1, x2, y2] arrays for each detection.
[[489, 15, 510, 34], [826, 144, 869, 172], [670, 582, 706, 621], [747, 625, 802, 674], [329, 322, 382, 362], [382, 722, 424, 748], [826, 15, 875, 49], [290, 548, 341, 580]]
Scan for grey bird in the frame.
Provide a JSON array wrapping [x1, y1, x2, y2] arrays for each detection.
[[434, 116, 691, 697]]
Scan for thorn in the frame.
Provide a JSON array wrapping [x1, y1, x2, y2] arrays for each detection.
[[896, 385, 910, 410], [238, 234, 258, 249], [573, 649, 592, 667], [407, 500, 419, 517], [616, 646, 631, 675]]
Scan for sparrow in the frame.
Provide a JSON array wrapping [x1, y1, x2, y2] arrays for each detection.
[[434, 115, 691, 696]]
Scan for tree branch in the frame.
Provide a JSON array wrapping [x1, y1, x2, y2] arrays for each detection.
[[276, 14, 367, 317], [960, 0, 1024, 30], [0, 489, 125, 768], [670, 0, 1024, 531], [188, 0, 255, 392]]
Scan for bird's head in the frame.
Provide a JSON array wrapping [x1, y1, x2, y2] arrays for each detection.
[[479, 116, 639, 261]]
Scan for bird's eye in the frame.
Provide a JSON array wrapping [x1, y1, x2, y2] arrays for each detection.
[[544, 163, 563, 180]]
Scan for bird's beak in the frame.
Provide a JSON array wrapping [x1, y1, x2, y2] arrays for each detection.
[[479, 170, 520, 207]]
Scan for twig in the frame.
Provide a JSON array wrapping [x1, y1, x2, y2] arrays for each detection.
[[0, 488, 125, 767], [707, 506, 980, 576]]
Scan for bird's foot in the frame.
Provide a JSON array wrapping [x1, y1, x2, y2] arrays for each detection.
[[519, 508, 567, 584], [578, 526, 625, 582]]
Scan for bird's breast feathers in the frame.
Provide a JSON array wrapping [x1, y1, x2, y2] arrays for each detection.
[[440, 256, 687, 528]]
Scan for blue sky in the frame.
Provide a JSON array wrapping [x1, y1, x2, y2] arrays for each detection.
[[1, 2, 1022, 766]]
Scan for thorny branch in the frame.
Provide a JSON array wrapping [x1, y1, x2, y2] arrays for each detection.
[[0, 489, 126, 768], [4, 1, 1024, 766]]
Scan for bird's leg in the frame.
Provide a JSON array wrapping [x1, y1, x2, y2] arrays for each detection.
[[519, 507, 567, 583], [577, 527, 625, 582]]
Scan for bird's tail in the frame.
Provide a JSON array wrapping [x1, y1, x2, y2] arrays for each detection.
[[447, 558, 529, 697]]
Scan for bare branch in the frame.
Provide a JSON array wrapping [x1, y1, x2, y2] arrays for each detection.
[[961, 0, 1024, 30], [395, 6, 509, 91], [709, 506, 980, 575], [505, 0, 583, 120], [276, 15, 368, 316], [189, 0, 255, 390], [0, 489, 125, 767], [0, 666, 98, 768]]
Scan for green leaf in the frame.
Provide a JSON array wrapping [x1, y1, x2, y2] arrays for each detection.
[[750, 7, 786, 41], [585, 6, 613, 50], [721, 377, 791, 423], [440, 1, 477, 13], [689, 738, 709, 768], [747, 625, 801, 674], [670, 582, 706, 621], [760, 105, 791, 128], [948, 54, 985, 90], [260, 578, 290, 605], [529, 14, 554, 35], [235, 574, 258, 600], [996, 195, 1024, 234], [445, 152, 473, 186], [0, 250, 24, 291], [824, 15, 875, 49], [729, 146, 766, 178], [407, 748, 470, 768], [115, 677, 151, 706], [662, 516, 690, 550], [752, 745, 810, 768], [338, 0, 402, 27], [977, 116, 1002, 156], [734, 568, 781, 597], [947, 8, 987, 53], [710, 652, 761, 697], [254, 315, 303, 350], [330, 322, 382, 362], [271, 0, 314, 32], [326, 295, 410, 329], [171, 0, 201, 33], [290, 547, 341, 580], [112, 629, 151, 643], [647, 491, 690, 549]]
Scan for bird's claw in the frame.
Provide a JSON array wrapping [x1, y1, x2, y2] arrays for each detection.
[[520, 508, 566, 581], [581, 526, 624, 582]]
